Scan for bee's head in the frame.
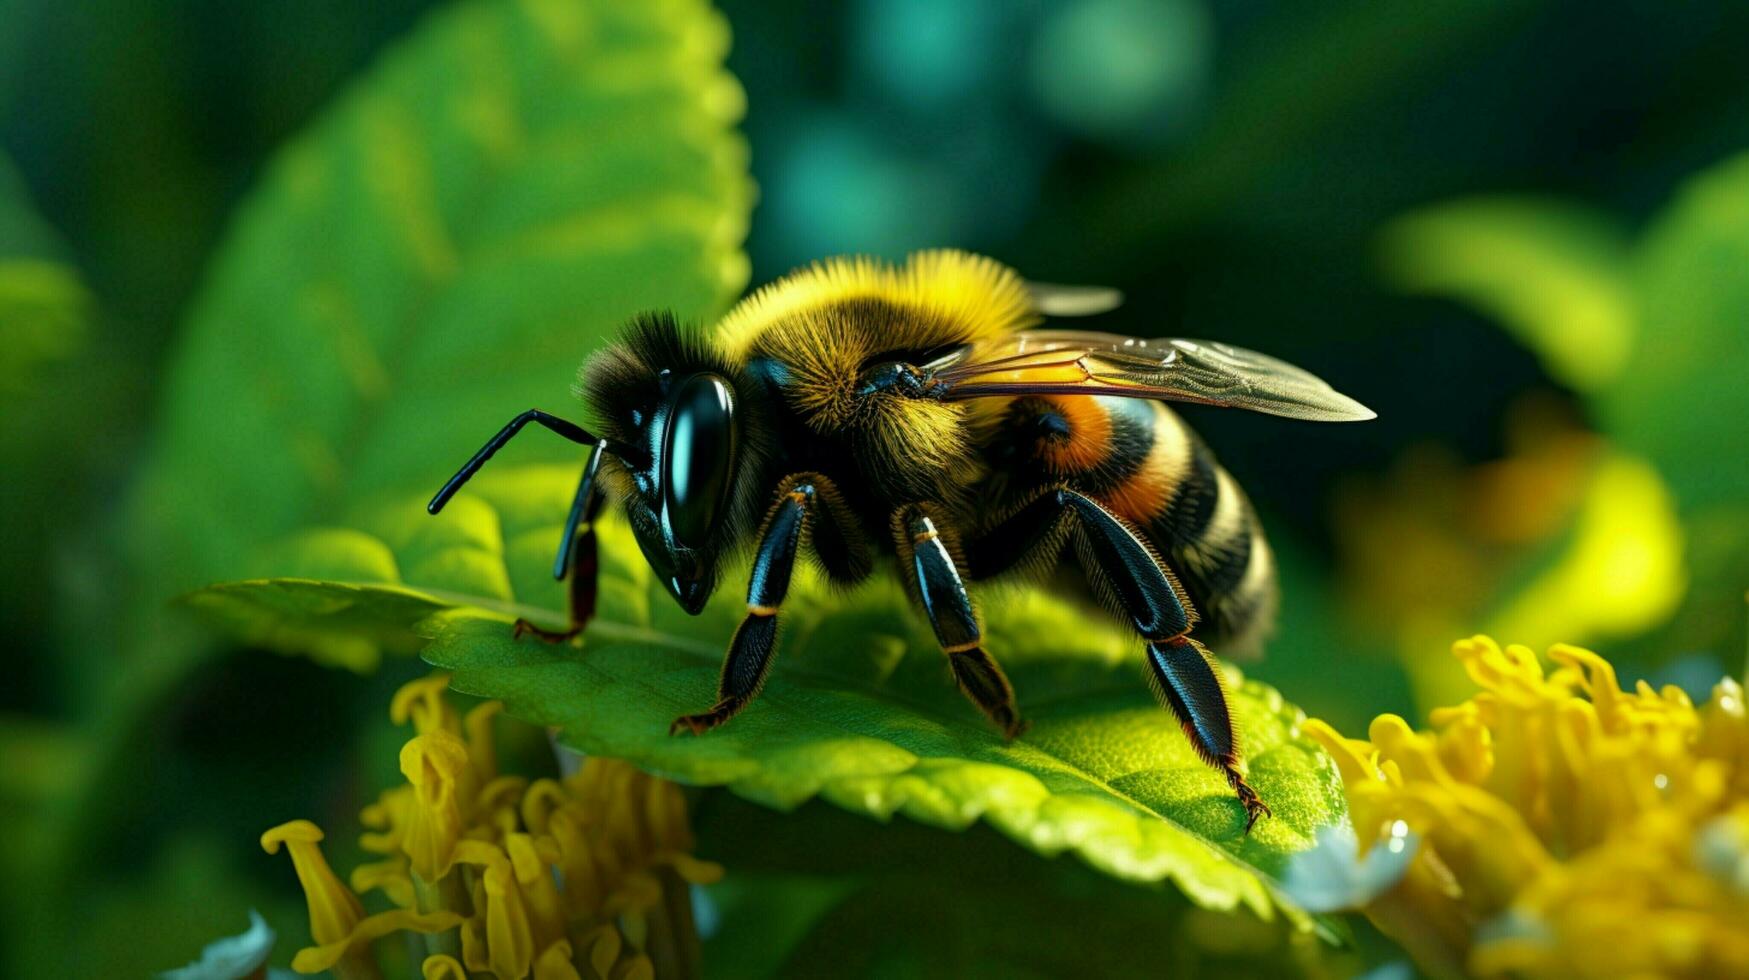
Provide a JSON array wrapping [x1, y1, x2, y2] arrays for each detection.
[[581, 313, 762, 615]]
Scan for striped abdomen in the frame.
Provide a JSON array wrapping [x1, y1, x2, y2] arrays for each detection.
[[1004, 394, 1279, 654]]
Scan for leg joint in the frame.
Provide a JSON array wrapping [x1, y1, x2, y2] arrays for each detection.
[[1144, 629, 1193, 645]]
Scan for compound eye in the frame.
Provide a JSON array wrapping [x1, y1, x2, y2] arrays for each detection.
[[661, 373, 737, 547]]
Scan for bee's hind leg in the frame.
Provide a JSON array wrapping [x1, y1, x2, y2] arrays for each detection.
[[967, 488, 1269, 832], [1146, 634, 1271, 827], [895, 505, 1026, 740]]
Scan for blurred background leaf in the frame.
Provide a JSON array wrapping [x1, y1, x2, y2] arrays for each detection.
[[0, 151, 101, 711], [0, 152, 113, 916], [1378, 196, 1633, 392], [1610, 154, 1749, 678], [1373, 149, 1749, 702], [0, 155, 90, 397], [1614, 152, 1749, 515], [123, 0, 751, 608]]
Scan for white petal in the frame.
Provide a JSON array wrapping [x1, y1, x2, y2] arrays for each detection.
[[1280, 824, 1418, 913], [158, 910, 275, 980]]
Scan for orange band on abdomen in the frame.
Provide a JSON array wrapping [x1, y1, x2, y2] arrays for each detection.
[[1033, 395, 1113, 474], [1100, 401, 1192, 525]]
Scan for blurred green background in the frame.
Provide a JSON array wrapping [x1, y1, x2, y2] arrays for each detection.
[[2, 0, 1746, 975]]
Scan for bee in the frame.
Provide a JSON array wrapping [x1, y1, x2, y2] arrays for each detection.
[[428, 251, 1373, 828]]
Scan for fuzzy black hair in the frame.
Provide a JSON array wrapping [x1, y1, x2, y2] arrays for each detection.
[[577, 311, 741, 443], [576, 311, 777, 572]]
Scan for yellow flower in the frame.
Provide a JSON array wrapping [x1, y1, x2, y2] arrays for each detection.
[[421, 953, 468, 979], [463, 700, 503, 783], [261, 820, 462, 979], [260, 821, 364, 954], [349, 858, 415, 909], [1299, 635, 1749, 979], [285, 909, 466, 977], [507, 833, 568, 951], [359, 784, 415, 856], [400, 730, 473, 882], [533, 939, 584, 980], [452, 839, 535, 979], [266, 673, 721, 979], [391, 673, 460, 735]]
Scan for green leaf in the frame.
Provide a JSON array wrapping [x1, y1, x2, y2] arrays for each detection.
[[181, 579, 451, 672], [439, 548, 1343, 926], [1377, 195, 1633, 391], [0, 258, 92, 395], [0, 155, 91, 398], [426, 619, 1342, 922], [122, 0, 752, 605], [1373, 160, 1749, 665], [179, 463, 600, 669], [0, 151, 105, 718], [1609, 152, 1749, 515], [189, 468, 1348, 926], [1603, 152, 1749, 661]]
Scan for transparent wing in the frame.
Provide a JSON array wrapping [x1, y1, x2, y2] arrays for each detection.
[[1025, 280, 1125, 317], [928, 329, 1376, 421]]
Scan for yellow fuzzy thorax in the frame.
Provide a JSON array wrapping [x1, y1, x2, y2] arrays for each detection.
[[713, 249, 1038, 359], [711, 251, 1037, 487]]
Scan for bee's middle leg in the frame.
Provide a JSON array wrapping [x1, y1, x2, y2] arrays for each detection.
[[895, 505, 1026, 740]]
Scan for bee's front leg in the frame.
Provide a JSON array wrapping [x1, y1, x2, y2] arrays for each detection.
[[515, 446, 606, 644], [512, 521, 599, 644], [427, 411, 625, 646]]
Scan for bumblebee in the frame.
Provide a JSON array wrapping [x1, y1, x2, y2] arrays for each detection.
[[429, 251, 1373, 828]]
